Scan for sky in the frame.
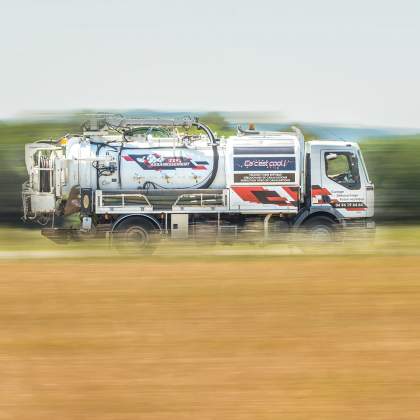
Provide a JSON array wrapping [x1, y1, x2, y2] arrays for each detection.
[[1, 0, 420, 127]]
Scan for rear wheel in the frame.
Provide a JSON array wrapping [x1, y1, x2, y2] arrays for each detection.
[[113, 217, 159, 254]]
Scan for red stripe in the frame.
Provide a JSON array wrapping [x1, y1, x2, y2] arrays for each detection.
[[311, 188, 330, 196], [232, 187, 264, 203], [283, 187, 299, 201]]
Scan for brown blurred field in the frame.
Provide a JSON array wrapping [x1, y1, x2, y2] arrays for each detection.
[[1, 256, 420, 420]]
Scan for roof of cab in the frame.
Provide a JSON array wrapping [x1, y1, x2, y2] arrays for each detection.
[[229, 132, 299, 142], [307, 140, 359, 148]]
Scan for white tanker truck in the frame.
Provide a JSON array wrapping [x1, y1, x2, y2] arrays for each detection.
[[22, 116, 375, 247]]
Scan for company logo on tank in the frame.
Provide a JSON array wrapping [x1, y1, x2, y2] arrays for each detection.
[[124, 153, 209, 171]]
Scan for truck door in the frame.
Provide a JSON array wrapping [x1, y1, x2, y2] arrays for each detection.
[[315, 148, 369, 218]]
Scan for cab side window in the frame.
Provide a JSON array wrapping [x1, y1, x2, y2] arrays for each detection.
[[325, 152, 360, 190]]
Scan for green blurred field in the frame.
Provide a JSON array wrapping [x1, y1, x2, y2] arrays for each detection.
[[1, 229, 420, 419]]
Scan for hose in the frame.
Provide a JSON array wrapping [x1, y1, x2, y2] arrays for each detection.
[[200, 144, 219, 189], [192, 121, 219, 189]]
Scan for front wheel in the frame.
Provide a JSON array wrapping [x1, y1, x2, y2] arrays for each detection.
[[304, 217, 338, 242]]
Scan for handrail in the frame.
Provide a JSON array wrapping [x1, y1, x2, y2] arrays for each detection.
[[96, 191, 153, 209], [173, 192, 226, 208]]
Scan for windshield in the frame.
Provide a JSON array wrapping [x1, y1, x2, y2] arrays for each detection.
[[325, 151, 361, 190]]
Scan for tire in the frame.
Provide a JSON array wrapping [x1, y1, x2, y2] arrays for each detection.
[[304, 217, 337, 242], [113, 217, 159, 254]]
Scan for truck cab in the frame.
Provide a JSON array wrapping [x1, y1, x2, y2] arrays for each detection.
[[308, 141, 374, 220]]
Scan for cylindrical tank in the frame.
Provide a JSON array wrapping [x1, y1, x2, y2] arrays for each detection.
[[65, 136, 226, 192]]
